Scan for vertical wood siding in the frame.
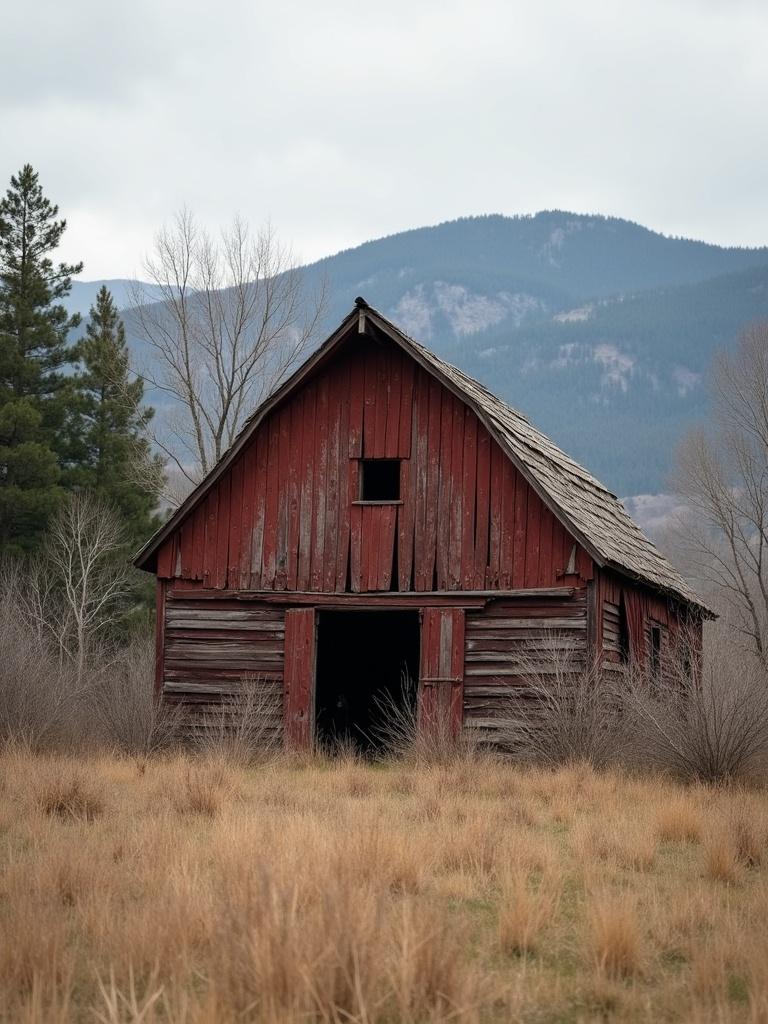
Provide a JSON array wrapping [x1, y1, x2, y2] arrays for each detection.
[[419, 607, 465, 738], [157, 336, 584, 594], [283, 607, 316, 748]]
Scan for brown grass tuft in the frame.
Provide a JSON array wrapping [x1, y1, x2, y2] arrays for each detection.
[[655, 796, 703, 844], [588, 896, 643, 978], [37, 772, 104, 823]]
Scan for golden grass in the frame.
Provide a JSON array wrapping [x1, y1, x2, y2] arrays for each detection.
[[1, 746, 767, 1022]]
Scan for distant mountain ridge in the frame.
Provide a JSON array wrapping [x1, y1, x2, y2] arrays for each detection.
[[67, 212, 768, 496]]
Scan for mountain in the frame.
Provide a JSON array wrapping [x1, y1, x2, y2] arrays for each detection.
[[63, 279, 165, 318], [66, 213, 768, 497]]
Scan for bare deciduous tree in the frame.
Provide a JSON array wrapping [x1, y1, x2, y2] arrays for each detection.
[[675, 322, 768, 666], [130, 211, 326, 500], [22, 494, 131, 683]]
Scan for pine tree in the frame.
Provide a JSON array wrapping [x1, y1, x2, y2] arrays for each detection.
[[73, 285, 163, 549], [0, 164, 83, 554]]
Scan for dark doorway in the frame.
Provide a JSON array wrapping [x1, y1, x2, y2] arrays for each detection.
[[315, 610, 420, 753]]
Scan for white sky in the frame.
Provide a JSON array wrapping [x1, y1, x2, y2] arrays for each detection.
[[3, 0, 767, 278]]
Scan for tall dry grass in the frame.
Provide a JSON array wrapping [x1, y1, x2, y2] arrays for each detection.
[[1, 748, 767, 1023]]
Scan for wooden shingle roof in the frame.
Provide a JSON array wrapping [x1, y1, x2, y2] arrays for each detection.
[[135, 299, 708, 613]]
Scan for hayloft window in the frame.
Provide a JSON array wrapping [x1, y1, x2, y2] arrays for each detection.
[[358, 459, 401, 502]]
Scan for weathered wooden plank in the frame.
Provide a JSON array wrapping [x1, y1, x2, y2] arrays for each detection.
[[348, 350, 364, 459], [424, 377, 441, 591], [397, 443, 416, 591], [385, 348, 403, 456], [487, 442, 503, 588], [467, 616, 587, 630], [335, 360, 352, 591], [499, 456, 515, 589], [397, 353, 414, 459], [285, 397, 301, 591], [227, 455, 244, 589], [283, 607, 315, 749], [412, 370, 430, 591], [420, 607, 464, 737], [249, 428, 267, 589], [524, 487, 541, 589], [460, 409, 477, 589], [297, 383, 316, 591], [179, 518, 194, 580], [473, 425, 491, 589], [310, 375, 329, 590], [435, 387, 454, 590], [273, 406, 289, 590], [323, 371, 342, 591], [362, 344, 377, 458], [349, 503, 363, 593], [202, 488, 219, 588], [374, 344, 390, 458], [512, 470, 528, 589], [448, 395, 465, 590], [377, 505, 397, 590], [261, 416, 280, 588]]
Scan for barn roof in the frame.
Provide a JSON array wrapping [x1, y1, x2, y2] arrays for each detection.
[[135, 299, 708, 613]]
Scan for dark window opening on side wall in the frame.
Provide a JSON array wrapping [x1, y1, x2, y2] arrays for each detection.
[[650, 626, 662, 682], [359, 459, 401, 502]]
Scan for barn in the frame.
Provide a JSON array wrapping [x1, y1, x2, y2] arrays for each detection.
[[135, 298, 707, 751]]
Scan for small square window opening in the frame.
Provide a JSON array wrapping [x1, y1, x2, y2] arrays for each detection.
[[360, 459, 401, 501]]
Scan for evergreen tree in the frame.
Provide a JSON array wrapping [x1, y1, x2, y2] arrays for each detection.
[[0, 164, 82, 554], [73, 285, 163, 549]]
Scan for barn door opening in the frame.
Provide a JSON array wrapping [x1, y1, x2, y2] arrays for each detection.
[[315, 610, 419, 754]]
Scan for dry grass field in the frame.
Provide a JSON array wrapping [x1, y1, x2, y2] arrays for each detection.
[[1, 746, 768, 1023]]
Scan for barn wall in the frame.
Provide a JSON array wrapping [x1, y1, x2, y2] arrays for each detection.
[[461, 589, 588, 743], [160, 590, 285, 741], [155, 335, 588, 594]]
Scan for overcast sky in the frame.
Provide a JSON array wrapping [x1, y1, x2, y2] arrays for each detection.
[[3, 0, 767, 279]]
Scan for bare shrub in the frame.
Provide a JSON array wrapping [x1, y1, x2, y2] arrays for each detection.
[[0, 562, 87, 749], [191, 677, 282, 765], [495, 642, 627, 769], [625, 637, 768, 784], [92, 635, 180, 755]]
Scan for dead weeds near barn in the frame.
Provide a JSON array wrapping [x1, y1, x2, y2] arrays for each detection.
[[1, 747, 768, 1023]]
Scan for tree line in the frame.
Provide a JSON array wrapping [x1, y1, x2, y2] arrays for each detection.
[[0, 165, 162, 559]]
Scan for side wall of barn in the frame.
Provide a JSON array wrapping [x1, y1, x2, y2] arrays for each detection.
[[594, 567, 703, 680]]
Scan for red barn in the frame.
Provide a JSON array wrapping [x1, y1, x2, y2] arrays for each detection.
[[135, 299, 707, 750]]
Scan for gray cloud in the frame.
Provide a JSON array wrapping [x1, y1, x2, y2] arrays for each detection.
[[3, 0, 768, 277]]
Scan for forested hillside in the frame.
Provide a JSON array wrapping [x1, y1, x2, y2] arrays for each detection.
[[75, 212, 768, 496]]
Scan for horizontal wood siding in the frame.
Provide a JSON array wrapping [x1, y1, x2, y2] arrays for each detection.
[[161, 594, 285, 740], [462, 591, 588, 742], [158, 335, 586, 594]]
